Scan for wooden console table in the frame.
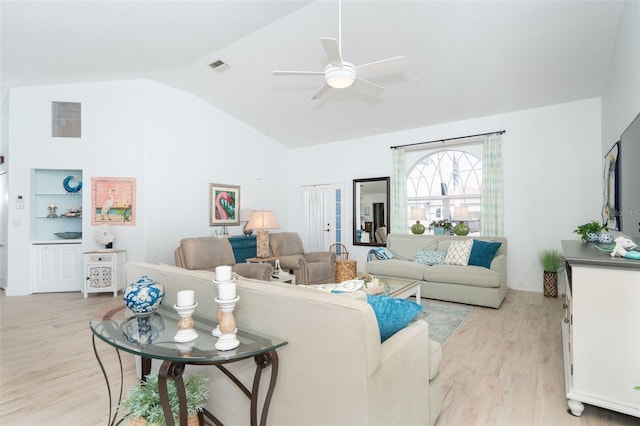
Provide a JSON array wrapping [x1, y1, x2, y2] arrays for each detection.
[[90, 305, 287, 426]]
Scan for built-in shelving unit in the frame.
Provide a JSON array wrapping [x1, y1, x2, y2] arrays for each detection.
[[31, 168, 84, 293], [32, 168, 83, 242]]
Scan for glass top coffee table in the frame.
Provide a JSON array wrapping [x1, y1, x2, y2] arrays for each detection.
[[377, 276, 421, 300]]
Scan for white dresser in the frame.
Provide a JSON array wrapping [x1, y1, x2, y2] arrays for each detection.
[[83, 250, 126, 298], [561, 240, 640, 418]]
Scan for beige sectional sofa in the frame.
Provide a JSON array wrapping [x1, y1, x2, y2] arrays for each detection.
[[366, 234, 508, 308], [126, 261, 443, 426]]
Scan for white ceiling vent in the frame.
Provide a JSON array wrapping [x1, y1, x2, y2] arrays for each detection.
[[209, 60, 230, 72]]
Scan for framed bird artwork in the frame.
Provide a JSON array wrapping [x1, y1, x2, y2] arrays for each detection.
[[91, 177, 136, 225], [210, 183, 240, 227]]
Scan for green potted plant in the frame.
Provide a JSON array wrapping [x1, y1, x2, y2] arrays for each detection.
[[430, 219, 452, 235], [120, 373, 209, 426], [538, 249, 564, 298], [573, 220, 607, 242]]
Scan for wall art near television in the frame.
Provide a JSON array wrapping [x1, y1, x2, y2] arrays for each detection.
[[602, 141, 620, 231]]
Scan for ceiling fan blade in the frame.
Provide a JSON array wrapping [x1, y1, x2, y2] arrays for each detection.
[[311, 84, 331, 100], [355, 56, 408, 75], [356, 78, 385, 96], [273, 70, 324, 76], [320, 37, 343, 65]]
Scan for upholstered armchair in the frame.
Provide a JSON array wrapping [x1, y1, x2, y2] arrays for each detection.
[[375, 226, 388, 243], [174, 237, 272, 281], [268, 232, 336, 285]]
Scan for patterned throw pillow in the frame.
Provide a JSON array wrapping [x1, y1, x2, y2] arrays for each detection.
[[444, 239, 473, 266], [415, 248, 447, 265]]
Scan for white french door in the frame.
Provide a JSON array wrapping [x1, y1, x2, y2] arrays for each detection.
[[301, 184, 343, 252]]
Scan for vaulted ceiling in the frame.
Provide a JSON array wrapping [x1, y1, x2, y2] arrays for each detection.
[[1, 1, 624, 148]]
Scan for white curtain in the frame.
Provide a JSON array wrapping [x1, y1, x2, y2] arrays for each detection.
[[301, 185, 326, 251], [391, 148, 408, 234], [482, 133, 504, 236]]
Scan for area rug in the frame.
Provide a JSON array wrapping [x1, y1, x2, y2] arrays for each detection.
[[417, 299, 474, 345]]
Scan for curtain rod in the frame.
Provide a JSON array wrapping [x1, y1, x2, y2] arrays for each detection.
[[390, 130, 506, 150]]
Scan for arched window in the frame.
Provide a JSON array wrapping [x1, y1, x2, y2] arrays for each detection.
[[407, 149, 482, 234]]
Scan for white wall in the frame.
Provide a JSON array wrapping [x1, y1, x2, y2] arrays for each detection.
[[142, 81, 291, 265], [8, 81, 146, 295], [6, 80, 289, 295], [601, 0, 640, 151], [291, 98, 602, 293]]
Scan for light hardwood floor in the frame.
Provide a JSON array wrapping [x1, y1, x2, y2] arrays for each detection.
[[1, 288, 638, 426]]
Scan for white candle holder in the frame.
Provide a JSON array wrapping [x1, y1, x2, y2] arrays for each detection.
[[211, 306, 237, 338], [173, 302, 198, 343], [214, 296, 240, 351]]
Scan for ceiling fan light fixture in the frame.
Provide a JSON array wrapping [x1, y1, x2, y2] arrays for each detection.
[[325, 63, 355, 89]]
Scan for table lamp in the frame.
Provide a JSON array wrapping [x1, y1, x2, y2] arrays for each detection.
[[410, 206, 426, 234], [245, 210, 280, 257], [453, 206, 471, 236]]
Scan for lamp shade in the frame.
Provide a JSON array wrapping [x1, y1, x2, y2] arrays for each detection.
[[246, 210, 280, 231], [409, 207, 425, 221], [454, 206, 471, 220]]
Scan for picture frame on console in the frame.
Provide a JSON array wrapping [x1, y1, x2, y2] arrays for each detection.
[[209, 183, 240, 226]]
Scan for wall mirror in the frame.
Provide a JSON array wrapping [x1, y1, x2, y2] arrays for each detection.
[[353, 177, 390, 246]]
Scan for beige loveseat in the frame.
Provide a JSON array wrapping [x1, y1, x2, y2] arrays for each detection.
[[126, 261, 443, 426], [366, 234, 508, 308]]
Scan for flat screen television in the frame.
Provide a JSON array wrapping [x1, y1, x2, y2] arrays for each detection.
[[618, 112, 640, 240]]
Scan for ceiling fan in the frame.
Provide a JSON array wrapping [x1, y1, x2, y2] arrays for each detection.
[[273, 0, 408, 100]]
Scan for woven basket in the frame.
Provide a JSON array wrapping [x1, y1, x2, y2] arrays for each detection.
[[335, 259, 357, 283], [543, 271, 558, 298]]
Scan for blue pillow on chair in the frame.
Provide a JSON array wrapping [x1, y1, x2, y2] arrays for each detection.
[[468, 240, 502, 269], [366, 294, 423, 342]]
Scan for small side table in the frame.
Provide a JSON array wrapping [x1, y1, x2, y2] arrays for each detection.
[[83, 250, 126, 298], [270, 271, 296, 285], [336, 259, 357, 283]]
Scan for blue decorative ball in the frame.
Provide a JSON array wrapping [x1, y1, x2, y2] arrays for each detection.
[[123, 275, 165, 315]]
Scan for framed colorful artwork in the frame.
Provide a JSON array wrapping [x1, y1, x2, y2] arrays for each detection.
[[210, 183, 240, 226], [602, 141, 620, 231], [91, 177, 137, 225]]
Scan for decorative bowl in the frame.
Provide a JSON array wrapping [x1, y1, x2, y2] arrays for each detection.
[[54, 232, 82, 239], [123, 275, 165, 315]]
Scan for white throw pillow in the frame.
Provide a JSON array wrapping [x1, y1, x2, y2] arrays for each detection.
[[444, 239, 473, 266]]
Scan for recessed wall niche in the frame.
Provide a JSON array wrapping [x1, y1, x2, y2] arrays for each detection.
[[51, 101, 81, 138]]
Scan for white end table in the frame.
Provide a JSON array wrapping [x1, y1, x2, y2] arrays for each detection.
[[269, 271, 296, 285]]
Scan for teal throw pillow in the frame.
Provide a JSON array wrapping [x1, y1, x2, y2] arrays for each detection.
[[415, 248, 446, 265], [366, 294, 423, 342], [468, 240, 502, 269]]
